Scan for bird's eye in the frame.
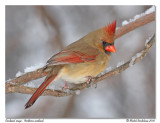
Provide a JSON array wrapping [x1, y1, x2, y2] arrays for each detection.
[[102, 41, 106, 45]]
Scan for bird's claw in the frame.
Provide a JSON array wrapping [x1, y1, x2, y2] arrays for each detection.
[[62, 81, 70, 91], [86, 76, 95, 85]]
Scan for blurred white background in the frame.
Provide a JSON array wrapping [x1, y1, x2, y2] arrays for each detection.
[[5, 6, 155, 118]]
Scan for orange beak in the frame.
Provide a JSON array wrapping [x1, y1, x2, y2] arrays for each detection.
[[105, 45, 116, 52]]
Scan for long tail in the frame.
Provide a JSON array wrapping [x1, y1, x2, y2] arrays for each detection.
[[25, 74, 57, 109]]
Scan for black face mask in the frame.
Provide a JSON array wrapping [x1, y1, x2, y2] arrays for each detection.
[[102, 41, 114, 54]]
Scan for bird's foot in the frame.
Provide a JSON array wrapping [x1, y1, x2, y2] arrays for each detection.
[[62, 81, 70, 91], [86, 76, 97, 88], [86, 76, 92, 84], [86, 76, 95, 84]]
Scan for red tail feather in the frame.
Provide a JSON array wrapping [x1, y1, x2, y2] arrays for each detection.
[[25, 74, 57, 109]]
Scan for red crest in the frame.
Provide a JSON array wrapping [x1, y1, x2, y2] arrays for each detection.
[[104, 20, 116, 35], [102, 20, 116, 43]]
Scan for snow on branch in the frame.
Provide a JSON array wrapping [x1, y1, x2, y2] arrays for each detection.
[[122, 6, 155, 26], [6, 10, 155, 96], [115, 10, 155, 39], [15, 63, 45, 77]]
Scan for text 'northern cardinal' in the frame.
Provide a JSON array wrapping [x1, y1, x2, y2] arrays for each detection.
[[25, 20, 116, 109]]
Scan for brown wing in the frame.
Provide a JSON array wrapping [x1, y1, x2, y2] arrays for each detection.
[[46, 46, 99, 66]]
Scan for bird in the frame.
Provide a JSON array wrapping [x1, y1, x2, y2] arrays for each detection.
[[25, 20, 116, 109]]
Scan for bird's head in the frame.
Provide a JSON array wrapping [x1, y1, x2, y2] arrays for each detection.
[[83, 20, 116, 54]]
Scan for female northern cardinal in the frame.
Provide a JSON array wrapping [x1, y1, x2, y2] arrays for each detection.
[[25, 20, 116, 109]]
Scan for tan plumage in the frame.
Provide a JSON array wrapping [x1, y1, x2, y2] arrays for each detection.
[[25, 20, 116, 109], [55, 51, 110, 84]]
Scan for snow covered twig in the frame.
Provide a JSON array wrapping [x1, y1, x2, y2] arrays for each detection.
[[115, 11, 155, 39]]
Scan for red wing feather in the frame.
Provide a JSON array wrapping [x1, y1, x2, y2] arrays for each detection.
[[47, 48, 98, 66]]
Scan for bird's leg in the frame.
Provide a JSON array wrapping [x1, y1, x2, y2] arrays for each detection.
[[62, 81, 70, 90], [86, 76, 97, 88], [86, 76, 91, 84], [86, 76, 95, 84]]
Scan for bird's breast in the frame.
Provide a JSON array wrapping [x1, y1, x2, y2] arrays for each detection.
[[56, 52, 111, 84]]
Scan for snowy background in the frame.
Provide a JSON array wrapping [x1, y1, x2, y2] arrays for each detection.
[[5, 6, 155, 118]]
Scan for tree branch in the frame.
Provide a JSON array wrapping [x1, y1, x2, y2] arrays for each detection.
[[6, 11, 155, 97], [114, 12, 155, 39], [6, 34, 155, 96]]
